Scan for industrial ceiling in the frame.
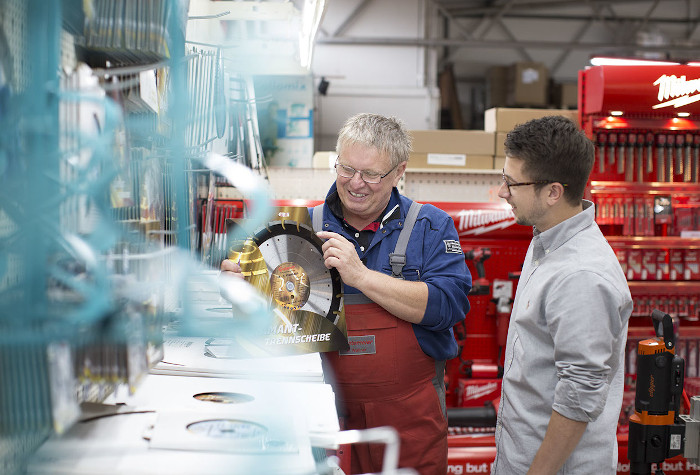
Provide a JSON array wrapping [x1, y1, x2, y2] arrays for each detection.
[[316, 0, 700, 80]]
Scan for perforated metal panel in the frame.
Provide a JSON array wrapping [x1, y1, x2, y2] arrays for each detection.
[[267, 167, 502, 203], [1, 0, 27, 91], [404, 170, 502, 203]]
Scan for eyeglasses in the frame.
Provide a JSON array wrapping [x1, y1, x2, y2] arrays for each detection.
[[501, 168, 566, 194], [335, 159, 397, 184]]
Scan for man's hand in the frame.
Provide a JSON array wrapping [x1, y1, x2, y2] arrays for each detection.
[[221, 258, 242, 276], [316, 231, 368, 288], [316, 230, 428, 324]]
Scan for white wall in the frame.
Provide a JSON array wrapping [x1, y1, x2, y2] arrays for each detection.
[[311, 0, 439, 151]]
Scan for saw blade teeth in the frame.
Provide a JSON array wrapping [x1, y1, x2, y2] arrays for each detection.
[[251, 222, 343, 324]]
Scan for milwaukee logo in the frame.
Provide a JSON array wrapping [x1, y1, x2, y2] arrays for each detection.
[[464, 382, 499, 400], [455, 209, 516, 236], [653, 74, 700, 109]]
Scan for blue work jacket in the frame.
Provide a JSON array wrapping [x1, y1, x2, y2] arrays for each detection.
[[311, 184, 471, 360]]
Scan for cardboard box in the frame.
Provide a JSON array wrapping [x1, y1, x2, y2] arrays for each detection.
[[627, 249, 642, 281], [508, 62, 549, 107], [408, 130, 495, 170], [484, 107, 579, 133], [410, 130, 495, 155], [559, 82, 578, 109], [487, 66, 509, 109], [623, 196, 635, 236], [495, 132, 507, 157], [614, 248, 627, 277], [656, 248, 670, 280], [670, 249, 684, 281], [641, 249, 657, 280], [685, 249, 700, 280], [408, 153, 493, 170], [494, 156, 506, 170], [312, 151, 336, 170]]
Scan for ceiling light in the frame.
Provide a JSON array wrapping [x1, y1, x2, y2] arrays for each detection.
[[590, 56, 681, 66]]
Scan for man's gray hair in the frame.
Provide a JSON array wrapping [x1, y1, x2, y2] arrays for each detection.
[[336, 113, 412, 168]]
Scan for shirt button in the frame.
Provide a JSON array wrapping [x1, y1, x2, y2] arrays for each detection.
[[355, 232, 359, 238], [545, 249, 550, 254], [360, 246, 365, 251], [534, 260, 539, 266]]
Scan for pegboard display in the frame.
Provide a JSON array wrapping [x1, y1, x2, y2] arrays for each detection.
[[404, 170, 502, 203], [0, 0, 27, 92], [265, 167, 501, 203]]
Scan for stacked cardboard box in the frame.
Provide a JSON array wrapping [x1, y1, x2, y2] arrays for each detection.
[[486, 108, 580, 169], [317, 109, 580, 174], [486, 66, 509, 109], [508, 62, 549, 107], [407, 130, 496, 171], [552, 82, 578, 110]]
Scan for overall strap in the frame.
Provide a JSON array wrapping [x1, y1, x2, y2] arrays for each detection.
[[312, 203, 324, 232], [313, 201, 423, 280], [389, 201, 423, 279]]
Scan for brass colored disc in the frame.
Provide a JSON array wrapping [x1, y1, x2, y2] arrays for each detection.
[[270, 262, 310, 310]]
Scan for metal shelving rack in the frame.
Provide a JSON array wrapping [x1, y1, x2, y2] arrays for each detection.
[[0, 1, 194, 472]]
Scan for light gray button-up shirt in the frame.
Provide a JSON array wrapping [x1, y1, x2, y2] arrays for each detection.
[[492, 200, 633, 474]]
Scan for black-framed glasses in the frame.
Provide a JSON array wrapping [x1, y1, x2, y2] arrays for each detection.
[[335, 159, 397, 184], [501, 168, 566, 194]]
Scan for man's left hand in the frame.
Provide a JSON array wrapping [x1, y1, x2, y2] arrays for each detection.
[[316, 231, 367, 288]]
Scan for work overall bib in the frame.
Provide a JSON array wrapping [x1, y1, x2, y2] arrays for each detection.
[[313, 203, 448, 475]]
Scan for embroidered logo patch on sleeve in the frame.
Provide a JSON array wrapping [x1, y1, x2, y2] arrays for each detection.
[[444, 240, 463, 254]]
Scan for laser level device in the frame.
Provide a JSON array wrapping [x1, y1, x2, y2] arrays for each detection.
[[628, 309, 686, 475]]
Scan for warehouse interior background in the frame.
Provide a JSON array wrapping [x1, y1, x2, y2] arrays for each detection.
[[3, 0, 700, 474], [186, 0, 700, 148], [314, 0, 700, 143]]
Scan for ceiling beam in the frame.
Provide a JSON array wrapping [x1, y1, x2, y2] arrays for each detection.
[[438, 0, 686, 16], [315, 35, 700, 54], [329, 0, 375, 37]]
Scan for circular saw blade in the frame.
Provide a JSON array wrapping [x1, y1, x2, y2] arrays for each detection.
[[252, 221, 342, 325]]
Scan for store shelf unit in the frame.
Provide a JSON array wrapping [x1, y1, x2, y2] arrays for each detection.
[[0, 1, 196, 470], [588, 181, 700, 326], [580, 64, 700, 355], [1, 1, 333, 473]]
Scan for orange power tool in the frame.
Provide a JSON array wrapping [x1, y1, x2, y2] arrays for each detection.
[[628, 309, 685, 475]]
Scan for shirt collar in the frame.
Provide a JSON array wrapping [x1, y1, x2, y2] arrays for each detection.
[[533, 200, 595, 254], [325, 183, 403, 231]]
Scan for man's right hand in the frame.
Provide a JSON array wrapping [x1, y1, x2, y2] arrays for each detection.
[[220, 258, 242, 276]]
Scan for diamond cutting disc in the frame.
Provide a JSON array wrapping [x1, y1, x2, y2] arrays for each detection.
[[251, 221, 342, 325], [270, 262, 311, 310]]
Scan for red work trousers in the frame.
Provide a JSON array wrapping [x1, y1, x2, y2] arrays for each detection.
[[323, 302, 447, 475]]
